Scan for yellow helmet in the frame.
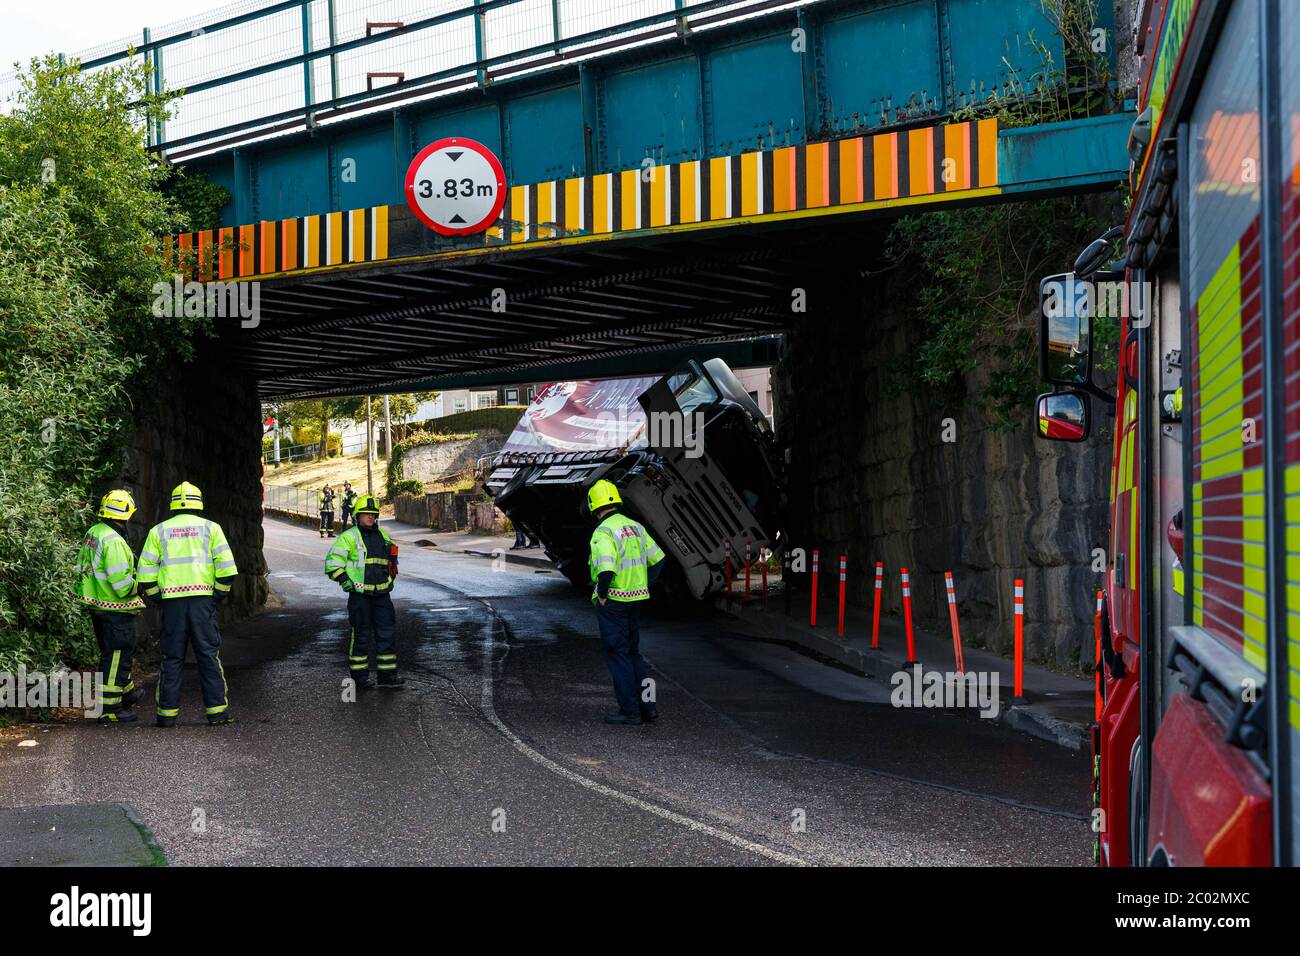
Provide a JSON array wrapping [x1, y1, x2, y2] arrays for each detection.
[[587, 479, 621, 513], [98, 489, 136, 521], [353, 494, 381, 516], [170, 481, 204, 511]]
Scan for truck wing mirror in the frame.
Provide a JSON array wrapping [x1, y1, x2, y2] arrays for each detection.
[[1040, 273, 1093, 386], [1036, 390, 1090, 442]]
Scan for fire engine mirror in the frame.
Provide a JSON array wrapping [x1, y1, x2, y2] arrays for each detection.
[[1040, 273, 1092, 386], [1036, 390, 1089, 442]]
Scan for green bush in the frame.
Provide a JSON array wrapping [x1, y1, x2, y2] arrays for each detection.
[[0, 56, 188, 673], [390, 479, 425, 497], [409, 405, 526, 438]]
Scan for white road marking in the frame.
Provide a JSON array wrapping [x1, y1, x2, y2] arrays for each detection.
[[428, 606, 471, 612], [478, 617, 808, 867]]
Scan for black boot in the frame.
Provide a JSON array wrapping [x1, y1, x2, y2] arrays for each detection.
[[351, 672, 373, 690], [604, 713, 642, 725], [377, 672, 405, 689], [207, 712, 235, 726], [98, 710, 138, 725], [156, 716, 177, 728]]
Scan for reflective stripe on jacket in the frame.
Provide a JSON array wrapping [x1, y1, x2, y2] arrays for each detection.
[[137, 514, 238, 599], [75, 522, 145, 613], [324, 525, 396, 592], [588, 512, 664, 602]]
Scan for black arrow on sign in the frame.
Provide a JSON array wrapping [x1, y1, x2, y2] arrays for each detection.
[[449, 214, 466, 223], [446, 151, 463, 161]]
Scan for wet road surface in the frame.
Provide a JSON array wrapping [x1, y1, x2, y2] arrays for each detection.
[[0, 518, 1091, 865]]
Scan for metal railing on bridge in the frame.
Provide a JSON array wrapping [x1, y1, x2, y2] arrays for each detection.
[[265, 481, 369, 518], [263, 432, 369, 464], [2, 0, 813, 157]]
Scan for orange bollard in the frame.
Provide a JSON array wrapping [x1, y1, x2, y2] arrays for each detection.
[[837, 555, 847, 637], [744, 542, 752, 602], [1094, 588, 1104, 720], [901, 567, 916, 664], [871, 562, 883, 649], [810, 549, 820, 627], [944, 571, 965, 673], [1013, 579, 1025, 701]]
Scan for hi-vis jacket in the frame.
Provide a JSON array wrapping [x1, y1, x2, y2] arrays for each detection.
[[75, 522, 145, 613], [588, 512, 664, 602], [324, 525, 396, 592], [137, 514, 238, 599]]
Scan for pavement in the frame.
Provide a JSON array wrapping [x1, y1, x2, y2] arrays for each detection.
[[382, 523, 554, 570], [0, 516, 1091, 866], [710, 584, 1096, 752]]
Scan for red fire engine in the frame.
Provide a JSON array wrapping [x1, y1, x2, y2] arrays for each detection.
[[1036, 0, 1296, 866]]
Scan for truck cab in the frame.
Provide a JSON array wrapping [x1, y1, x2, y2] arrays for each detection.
[[486, 357, 785, 599]]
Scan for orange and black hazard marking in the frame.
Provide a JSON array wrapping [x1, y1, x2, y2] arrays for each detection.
[[168, 118, 998, 280]]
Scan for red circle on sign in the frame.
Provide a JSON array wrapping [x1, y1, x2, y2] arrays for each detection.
[[404, 137, 508, 236]]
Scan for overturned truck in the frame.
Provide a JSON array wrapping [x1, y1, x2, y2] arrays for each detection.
[[485, 359, 785, 598]]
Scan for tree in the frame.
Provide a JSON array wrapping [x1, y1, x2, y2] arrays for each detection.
[[278, 398, 361, 460], [0, 55, 184, 672]]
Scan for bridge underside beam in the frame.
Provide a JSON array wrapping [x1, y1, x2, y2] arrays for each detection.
[[241, 229, 838, 400]]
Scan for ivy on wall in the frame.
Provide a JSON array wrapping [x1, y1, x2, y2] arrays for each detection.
[[882, 0, 1126, 430]]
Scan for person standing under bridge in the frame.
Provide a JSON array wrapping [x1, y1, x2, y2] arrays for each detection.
[[586, 479, 665, 725], [324, 495, 403, 689], [137, 481, 238, 727], [75, 489, 146, 723], [319, 484, 336, 538], [340, 481, 357, 531]]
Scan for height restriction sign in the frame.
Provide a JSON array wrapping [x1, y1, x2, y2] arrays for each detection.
[[404, 137, 507, 236]]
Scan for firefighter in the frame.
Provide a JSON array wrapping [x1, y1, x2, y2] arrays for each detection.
[[319, 484, 336, 538], [75, 489, 146, 724], [324, 494, 403, 689], [586, 479, 665, 725], [340, 481, 357, 530], [137, 481, 238, 727]]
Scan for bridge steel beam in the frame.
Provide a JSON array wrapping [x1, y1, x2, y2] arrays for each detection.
[[175, 0, 1112, 227]]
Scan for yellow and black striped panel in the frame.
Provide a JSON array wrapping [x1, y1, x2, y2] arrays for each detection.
[[171, 119, 996, 277], [486, 118, 996, 242], [171, 206, 390, 280]]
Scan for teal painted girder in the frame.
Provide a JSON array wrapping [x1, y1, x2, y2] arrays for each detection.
[[181, 0, 1119, 227]]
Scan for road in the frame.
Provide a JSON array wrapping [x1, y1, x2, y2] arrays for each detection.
[[0, 518, 1091, 865]]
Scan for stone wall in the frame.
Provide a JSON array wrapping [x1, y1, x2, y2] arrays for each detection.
[[116, 347, 268, 622], [773, 261, 1111, 674], [399, 433, 507, 485]]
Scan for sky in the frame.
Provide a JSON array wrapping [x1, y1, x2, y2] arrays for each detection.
[[0, 0, 227, 73]]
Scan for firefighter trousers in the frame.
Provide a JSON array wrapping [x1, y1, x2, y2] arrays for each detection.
[[347, 590, 397, 679], [596, 600, 651, 717], [319, 510, 334, 534], [91, 610, 137, 713], [156, 596, 230, 719]]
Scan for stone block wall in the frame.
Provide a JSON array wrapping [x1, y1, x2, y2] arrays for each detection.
[[773, 259, 1111, 673]]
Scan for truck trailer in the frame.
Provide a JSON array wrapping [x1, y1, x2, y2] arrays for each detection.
[[485, 357, 785, 599]]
